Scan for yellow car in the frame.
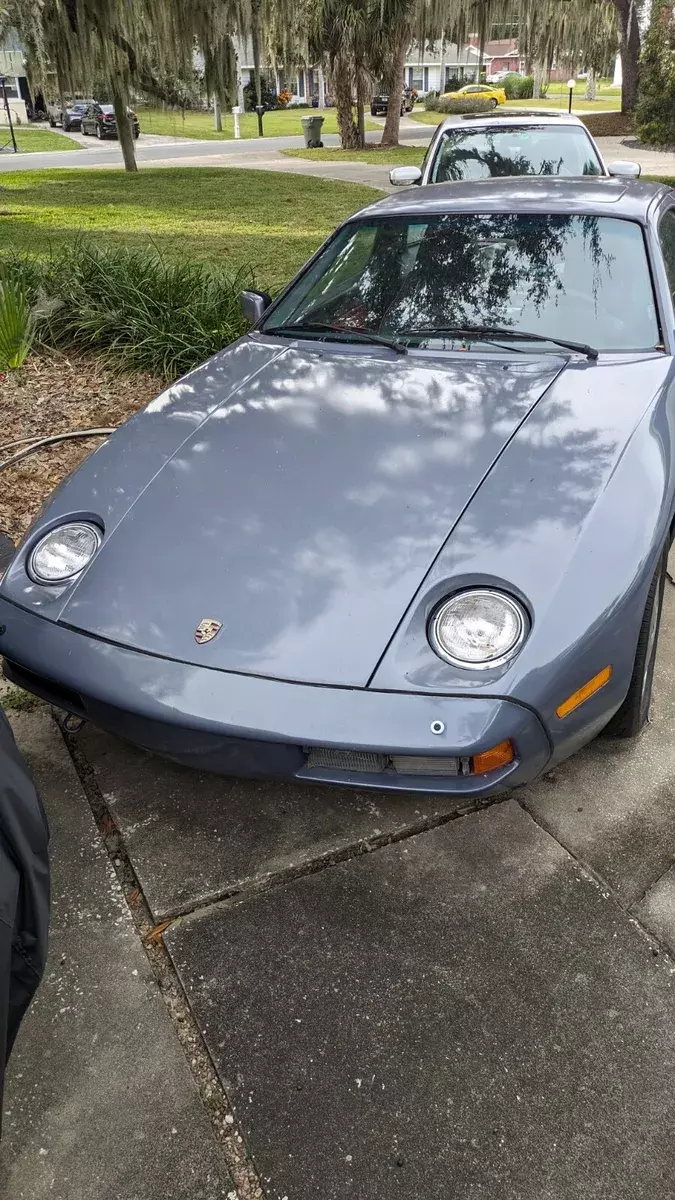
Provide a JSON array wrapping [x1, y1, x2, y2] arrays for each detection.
[[443, 84, 507, 107]]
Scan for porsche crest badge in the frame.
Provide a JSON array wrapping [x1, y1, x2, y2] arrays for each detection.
[[194, 618, 222, 645]]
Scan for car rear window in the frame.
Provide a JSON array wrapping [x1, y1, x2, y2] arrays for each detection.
[[430, 125, 603, 181]]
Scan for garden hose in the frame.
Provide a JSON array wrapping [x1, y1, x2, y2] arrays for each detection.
[[0, 428, 116, 473]]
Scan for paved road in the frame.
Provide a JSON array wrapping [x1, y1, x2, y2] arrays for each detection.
[[5, 121, 675, 189], [3, 563, 675, 1198]]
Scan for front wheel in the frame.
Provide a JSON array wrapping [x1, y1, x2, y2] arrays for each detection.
[[370, 106, 377, 116], [490, 98, 498, 109], [96, 125, 103, 139], [604, 546, 668, 738]]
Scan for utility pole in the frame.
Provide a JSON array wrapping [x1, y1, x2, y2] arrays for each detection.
[[0, 77, 18, 153]]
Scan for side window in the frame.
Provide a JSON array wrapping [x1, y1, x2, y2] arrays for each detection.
[[658, 208, 675, 302]]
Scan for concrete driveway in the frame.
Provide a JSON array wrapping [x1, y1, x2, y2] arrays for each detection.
[[3, 562, 675, 1198]]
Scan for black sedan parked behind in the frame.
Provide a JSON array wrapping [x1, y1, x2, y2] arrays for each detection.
[[81, 103, 140, 139]]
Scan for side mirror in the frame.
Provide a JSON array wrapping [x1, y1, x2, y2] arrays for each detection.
[[240, 289, 272, 326], [389, 166, 422, 187], [607, 160, 641, 180]]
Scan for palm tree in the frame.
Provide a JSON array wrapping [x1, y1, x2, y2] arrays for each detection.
[[311, 0, 371, 147]]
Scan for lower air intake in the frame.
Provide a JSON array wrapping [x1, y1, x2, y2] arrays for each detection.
[[305, 749, 463, 776], [306, 748, 387, 773], [390, 755, 460, 777]]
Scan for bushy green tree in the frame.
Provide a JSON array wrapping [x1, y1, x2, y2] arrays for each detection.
[[636, 0, 675, 145]]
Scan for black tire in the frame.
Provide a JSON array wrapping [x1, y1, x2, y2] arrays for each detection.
[[133, 128, 139, 139], [63, 122, 71, 132], [370, 105, 377, 116], [49, 117, 56, 127], [604, 546, 668, 738], [81, 125, 88, 135], [96, 124, 103, 139], [490, 98, 498, 109]]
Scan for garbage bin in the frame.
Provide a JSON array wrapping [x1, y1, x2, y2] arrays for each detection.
[[301, 115, 324, 148]]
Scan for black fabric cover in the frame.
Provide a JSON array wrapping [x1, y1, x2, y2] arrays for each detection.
[[0, 708, 50, 1137]]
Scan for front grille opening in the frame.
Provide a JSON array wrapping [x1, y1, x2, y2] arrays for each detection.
[[305, 747, 470, 778], [2, 658, 86, 717]]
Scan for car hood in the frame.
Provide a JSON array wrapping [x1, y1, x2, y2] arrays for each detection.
[[58, 343, 564, 687]]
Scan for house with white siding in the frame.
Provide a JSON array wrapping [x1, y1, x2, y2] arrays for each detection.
[[403, 42, 482, 95], [0, 31, 29, 125]]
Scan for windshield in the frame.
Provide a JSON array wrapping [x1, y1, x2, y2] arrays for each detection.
[[71, 102, 88, 112], [430, 125, 603, 181], [263, 213, 660, 353]]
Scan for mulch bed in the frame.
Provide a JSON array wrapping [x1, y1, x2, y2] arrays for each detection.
[[0, 352, 162, 541], [581, 112, 634, 138]]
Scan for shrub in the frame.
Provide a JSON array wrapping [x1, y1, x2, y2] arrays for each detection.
[[243, 79, 278, 111], [0, 243, 256, 380], [424, 95, 495, 114], [0, 279, 34, 370], [502, 73, 539, 100], [636, 0, 675, 146]]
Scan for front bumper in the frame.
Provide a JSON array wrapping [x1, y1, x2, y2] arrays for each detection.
[[0, 598, 551, 795]]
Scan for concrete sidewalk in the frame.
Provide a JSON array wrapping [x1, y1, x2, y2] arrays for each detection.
[[3, 577, 675, 1197], [0, 713, 236, 1200]]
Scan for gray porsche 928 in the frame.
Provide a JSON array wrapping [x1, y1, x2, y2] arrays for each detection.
[[2, 177, 674, 797]]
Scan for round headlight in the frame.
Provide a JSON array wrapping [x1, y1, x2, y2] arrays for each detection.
[[29, 522, 101, 584], [429, 589, 527, 669]]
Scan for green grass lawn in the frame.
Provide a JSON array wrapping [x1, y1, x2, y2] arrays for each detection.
[[137, 105, 377, 140], [1, 126, 81, 153], [282, 145, 425, 165], [0, 167, 382, 288]]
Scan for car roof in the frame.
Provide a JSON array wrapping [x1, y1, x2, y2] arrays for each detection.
[[447, 110, 587, 129], [355, 178, 672, 223]]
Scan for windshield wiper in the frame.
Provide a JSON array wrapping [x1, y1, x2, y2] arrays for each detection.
[[403, 324, 599, 360], [266, 322, 408, 355]]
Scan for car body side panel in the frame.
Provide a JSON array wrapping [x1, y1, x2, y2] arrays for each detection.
[[371, 354, 675, 757]]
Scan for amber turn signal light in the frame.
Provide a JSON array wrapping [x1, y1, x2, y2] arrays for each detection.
[[473, 740, 514, 774], [556, 665, 612, 720]]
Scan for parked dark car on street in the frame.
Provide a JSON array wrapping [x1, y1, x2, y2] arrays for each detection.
[[371, 87, 414, 116], [2, 178, 675, 798], [48, 99, 94, 131], [80, 103, 140, 139]]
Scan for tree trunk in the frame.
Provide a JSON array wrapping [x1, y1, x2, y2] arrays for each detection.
[[251, 0, 262, 108], [380, 26, 409, 147], [439, 30, 446, 95], [213, 95, 222, 131], [615, 0, 640, 112], [111, 81, 137, 173], [585, 67, 597, 101], [356, 66, 367, 150], [333, 52, 360, 148], [533, 61, 544, 99]]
